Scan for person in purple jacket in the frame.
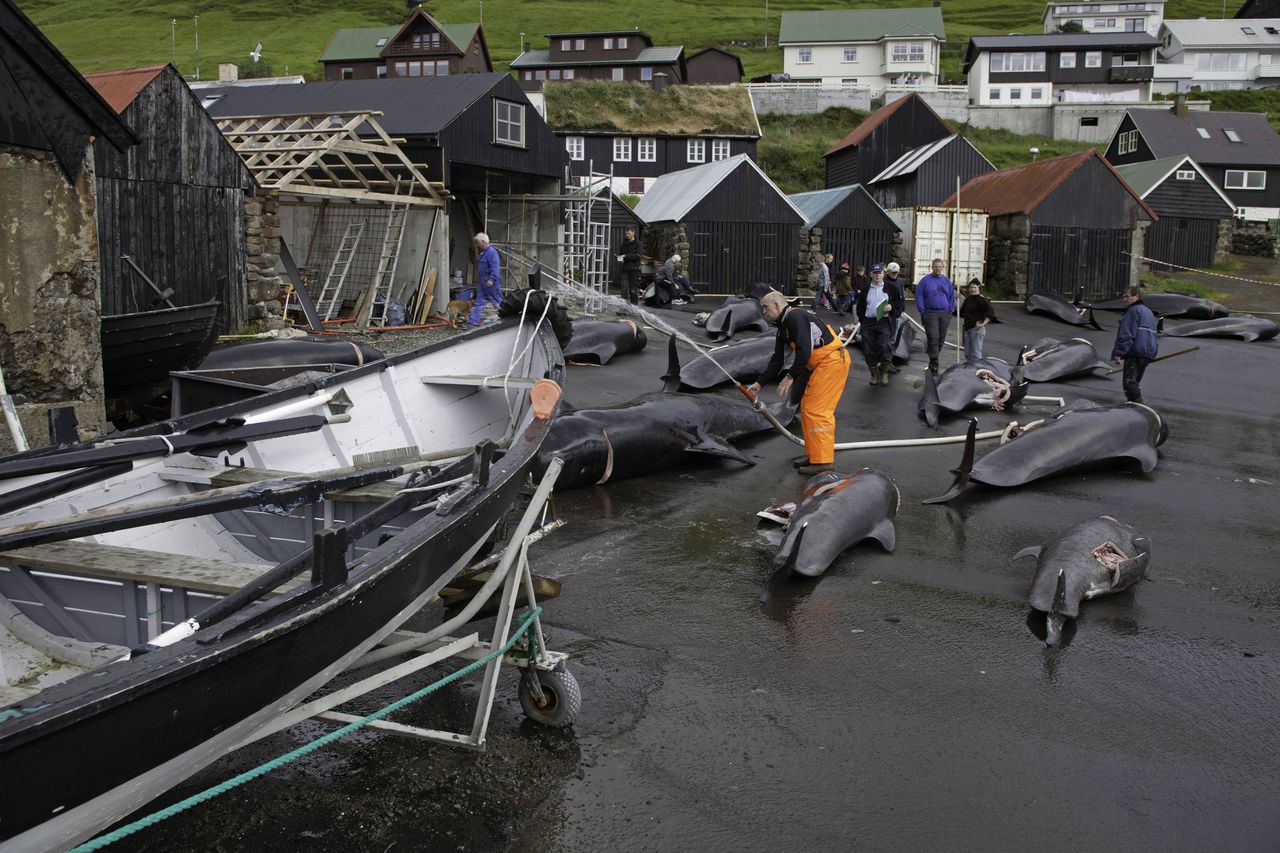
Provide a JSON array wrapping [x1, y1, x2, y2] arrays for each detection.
[[468, 232, 503, 326], [915, 258, 956, 373]]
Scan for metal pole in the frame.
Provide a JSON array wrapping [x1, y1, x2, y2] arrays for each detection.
[[764, 0, 769, 48], [170, 19, 177, 69], [953, 175, 961, 365], [194, 15, 200, 81]]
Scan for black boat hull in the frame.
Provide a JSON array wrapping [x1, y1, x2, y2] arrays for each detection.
[[101, 301, 221, 411]]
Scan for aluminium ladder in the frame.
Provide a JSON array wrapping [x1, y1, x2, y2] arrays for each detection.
[[314, 220, 366, 320], [368, 180, 413, 326]]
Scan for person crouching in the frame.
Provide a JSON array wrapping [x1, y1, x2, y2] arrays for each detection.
[[747, 291, 851, 475]]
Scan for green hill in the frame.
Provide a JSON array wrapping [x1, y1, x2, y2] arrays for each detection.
[[25, 0, 1232, 82]]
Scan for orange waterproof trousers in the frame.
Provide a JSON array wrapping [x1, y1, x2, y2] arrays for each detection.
[[800, 336, 850, 465]]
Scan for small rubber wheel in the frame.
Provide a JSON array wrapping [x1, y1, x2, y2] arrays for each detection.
[[518, 667, 581, 728]]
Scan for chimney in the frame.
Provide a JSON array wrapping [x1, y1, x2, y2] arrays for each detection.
[[653, 72, 668, 92], [933, 0, 941, 5], [1173, 92, 1188, 117], [218, 62, 238, 82]]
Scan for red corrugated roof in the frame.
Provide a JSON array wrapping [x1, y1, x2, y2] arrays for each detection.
[[84, 64, 167, 113], [940, 149, 1156, 220], [825, 93, 944, 156]]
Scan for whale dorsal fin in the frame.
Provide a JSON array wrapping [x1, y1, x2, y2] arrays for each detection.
[[1012, 545, 1042, 563], [868, 517, 896, 552]]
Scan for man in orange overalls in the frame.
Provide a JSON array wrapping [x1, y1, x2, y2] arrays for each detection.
[[747, 291, 851, 475]]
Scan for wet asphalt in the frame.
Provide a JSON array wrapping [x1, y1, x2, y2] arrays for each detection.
[[130, 298, 1280, 852]]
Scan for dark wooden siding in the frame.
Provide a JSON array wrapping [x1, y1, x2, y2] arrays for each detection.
[[824, 98, 949, 188], [686, 52, 741, 84], [1144, 174, 1235, 220], [1104, 114, 1155, 166], [566, 135, 757, 179], [826, 150, 858, 188], [516, 62, 683, 90], [818, 227, 896, 273], [438, 76, 568, 181], [92, 67, 251, 330], [873, 140, 995, 209], [1028, 224, 1131, 300], [1031, 156, 1144, 227], [1144, 217, 1219, 270], [1201, 163, 1280, 209]]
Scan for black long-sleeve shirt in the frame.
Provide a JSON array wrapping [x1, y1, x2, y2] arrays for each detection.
[[760, 306, 835, 382]]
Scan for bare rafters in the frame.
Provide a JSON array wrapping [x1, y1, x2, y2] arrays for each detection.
[[216, 112, 447, 207]]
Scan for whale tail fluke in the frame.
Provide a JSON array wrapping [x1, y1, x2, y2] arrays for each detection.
[[920, 366, 942, 429], [1046, 568, 1069, 647], [921, 418, 977, 504], [1086, 305, 1103, 331], [761, 523, 807, 602]]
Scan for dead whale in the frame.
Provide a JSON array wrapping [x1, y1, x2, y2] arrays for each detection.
[[919, 358, 1028, 428], [533, 388, 799, 490], [1015, 515, 1150, 646], [923, 402, 1168, 503], [1161, 315, 1278, 342], [563, 319, 647, 364], [1090, 292, 1228, 319], [758, 468, 899, 596], [662, 336, 793, 392], [1025, 292, 1103, 330], [1018, 337, 1113, 382], [892, 320, 916, 365], [198, 337, 384, 370], [702, 296, 770, 341]]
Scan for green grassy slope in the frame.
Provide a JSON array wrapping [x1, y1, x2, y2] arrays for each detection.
[[25, 0, 1232, 81]]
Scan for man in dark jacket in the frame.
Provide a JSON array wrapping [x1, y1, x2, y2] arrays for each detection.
[[747, 291, 851, 474], [616, 228, 642, 304], [1111, 286, 1159, 403], [855, 263, 905, 386]]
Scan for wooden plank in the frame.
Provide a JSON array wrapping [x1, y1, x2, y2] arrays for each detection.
[[415, 269, 438, 325]]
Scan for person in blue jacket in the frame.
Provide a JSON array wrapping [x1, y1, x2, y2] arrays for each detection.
[[914, 258, 956, 373], [468, 232, 503, 326], [1110, 286, 1159, 403]]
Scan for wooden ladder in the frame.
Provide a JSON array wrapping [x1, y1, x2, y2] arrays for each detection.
[[367, 180, 413, 326], [315, 220, 366, 320]]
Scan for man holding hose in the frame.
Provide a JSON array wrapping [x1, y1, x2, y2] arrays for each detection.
[[747, 291, 851, 475]]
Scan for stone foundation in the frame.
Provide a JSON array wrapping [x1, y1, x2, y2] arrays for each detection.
[[984, 215, 1031, 299], [243, 190, 286, 330], [1231, 220, 1278, 258]]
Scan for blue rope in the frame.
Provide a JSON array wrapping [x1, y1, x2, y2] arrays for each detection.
[[70, 607, 543, 852]]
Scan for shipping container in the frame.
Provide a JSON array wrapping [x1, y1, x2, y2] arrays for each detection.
[[889, 207, 989, 286]]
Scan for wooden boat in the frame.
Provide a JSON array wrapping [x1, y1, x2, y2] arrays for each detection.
[[100, 300, 222, 417], [0, 317, 564, 852]]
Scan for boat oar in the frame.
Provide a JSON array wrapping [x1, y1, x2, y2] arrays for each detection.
[[0, 413, 347, 480], [0, 462, 133, 517], [1103, 345, 1199, 376]]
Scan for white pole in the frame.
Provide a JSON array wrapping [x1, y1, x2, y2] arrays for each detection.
[[764, 0, 769, 48], [954, 175, 961, 365], [194, 15, 200, 81], [170, 19, 177, 69]]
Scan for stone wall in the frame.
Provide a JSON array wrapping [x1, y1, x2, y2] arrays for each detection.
[[748, 86, 873, 117], [0, 145, 106, 452], [1215, 218, 1234, 265], [643, 222, 688, 272], [796, 227, 823, 296], [243, 191, 286, 330], [1231, 220, 1278, 258], [984, 215, 1031, 299]]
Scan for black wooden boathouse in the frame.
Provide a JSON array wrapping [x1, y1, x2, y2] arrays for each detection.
[[824, 93, 952, 189], [788, 185, 900, 272], [1113, 155, 1235, 271]]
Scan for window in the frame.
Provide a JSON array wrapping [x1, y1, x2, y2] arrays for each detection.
[[522, 70, 532, 80], [797, 48, 813, 64], [1112, 52, 1140, 66], [394, 61, 407, 76], [575, 39, 585, 51], [1085, 51, 1102, 67], [687, 139, 705, 163], [1224, 170, 1266, 190], [891, 42, 927, 63], [842, 47, 858, 63], [376, 37, 388, 47], [612, 68, 625, 81], [1070, 18, 1083, 28], [1093, 18, 1108, 27], [534, 69, 546, 80], [376, 65, 387, 79], [494, 100, 525, 147], [989, 87, 1001, 100], [712, 139, 730, 161], [638, 137, 656, 162], [613, 137, 632, 161], [549, 69, 561, 80], [1117, 129, 1139, 154], [563, 69, 575, 80], [1080, 116, 1099, 126], [1125, 18, 1144, 31], [604, 38, 614, 50], [409, 32, 441, 50], [1242, 27, 1257, 35], [990, 52, 1046, 72], [1060, 52, 1077, 68], [640, 67, 653, 81], [1175, 169, 1196, 181], [1010, 87, 1023, 100], [1196, 127, 1211, 138], [1195, 52, 1248, 71], [566, 136, 584, 161], [628, 177, 645, 194], [1224, 128, 1243, 143], [434, 61, 449, 75], [560, 39, 571, 51], [341, 67, 353, 80], [618, 37, 628, 49], [1031, 87, 1044, 99]]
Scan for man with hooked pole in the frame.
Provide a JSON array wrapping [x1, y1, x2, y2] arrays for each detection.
[[747, 291, 851, 475]]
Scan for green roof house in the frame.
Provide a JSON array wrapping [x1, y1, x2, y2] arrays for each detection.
[[319, 8, 491, 81], [777, 6, 946, 94]]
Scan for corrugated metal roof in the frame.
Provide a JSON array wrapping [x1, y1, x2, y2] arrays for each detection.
[[1112, 155, 1237, 209], [967, 32, 1160, 50], [201, 75, 513, 136], [1164, 17, 1280, 47], [825, 93, 944, 156], [634, 154, 804, 223], [511, 46, 683, 68], [1125, 108, 1280, 166], [787, 184, 897, 230], [941, 149, 1156, 220], [83, 64, 167, 113], [779, 8, 945, 44], [870, 135, 954, 183]]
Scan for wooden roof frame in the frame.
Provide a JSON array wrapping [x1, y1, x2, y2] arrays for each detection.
[[216, 111, 447, 207]]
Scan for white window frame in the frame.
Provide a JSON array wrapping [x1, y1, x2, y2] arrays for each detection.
[[1224, 170, 1265, 190], [711, 139, 730, 161], [991, 52, 1046, 73], [1031, 87, 1044, 99], [376, 65, 387, 79], [1060, 52, 1077, 68], [604, 37, 614, 50], [564, 69, 575, 80], [891, 42, 927, 63], [341, 67, 354, 80], [1085, 51, 1102, 67], [989, 87, 1001, 100], [560, 39, 571, 51], [494, 99, 525, 148], [575, 39, 585, 51], [1224, 128, 1243, 143], [1196, 127, 1211, 139], [612, 67, 625, 81], [618, 37, 629, 49], [797, 48, 813, 64], [640, 67, 653, 81], [613, 137, 632, 162], [637, 137, 656, 162], [1175, 169, 1196, 181], [549, 69, 561, 80], [566, 135, 584, 161], [1117, 129, 1138, 154], [842, 47, 858, 63], [687, 139, 705, 164], [1010, 87, 1023, 100]]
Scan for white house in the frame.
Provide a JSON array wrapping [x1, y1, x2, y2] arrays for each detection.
[[964, 32, 1160, 106], [1154, 18, 1280, 93], [777, 7, 945, 93], [1042, 1, 1167, 37]]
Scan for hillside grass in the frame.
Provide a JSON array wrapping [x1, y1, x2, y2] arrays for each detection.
[[544, 81, 758, 135]]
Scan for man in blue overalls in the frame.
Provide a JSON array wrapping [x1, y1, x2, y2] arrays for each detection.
[[468, 232, 503, 326]]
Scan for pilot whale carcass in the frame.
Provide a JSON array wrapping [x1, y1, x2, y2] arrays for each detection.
[[1015, 515, 1151, 646], [700, 296, 770, 342], [1018, 337, 1113, 382], [758, 468, 899, 596], [1161, 316, 1278, 342], [663, 336, 792, 392], [923, 402, 1168, 503], [563, 319, 647, 364], [1025, 292, 1103, 330], [919, 358, 1028, 428], [1090, 292, 1228, 319]]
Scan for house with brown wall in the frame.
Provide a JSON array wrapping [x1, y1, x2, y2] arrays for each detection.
[[319, 8, 491, 81]]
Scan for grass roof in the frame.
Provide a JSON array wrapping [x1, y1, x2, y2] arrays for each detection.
[[543, 81, 759, 137]]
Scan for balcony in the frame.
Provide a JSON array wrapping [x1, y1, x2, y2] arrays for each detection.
[[1109, 65, 1153, 82], [1255, 64, 1280, 79]]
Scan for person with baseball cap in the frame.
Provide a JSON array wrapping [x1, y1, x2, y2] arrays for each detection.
[[855, 263, 904, 386], [747, 291, 851, 474]]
